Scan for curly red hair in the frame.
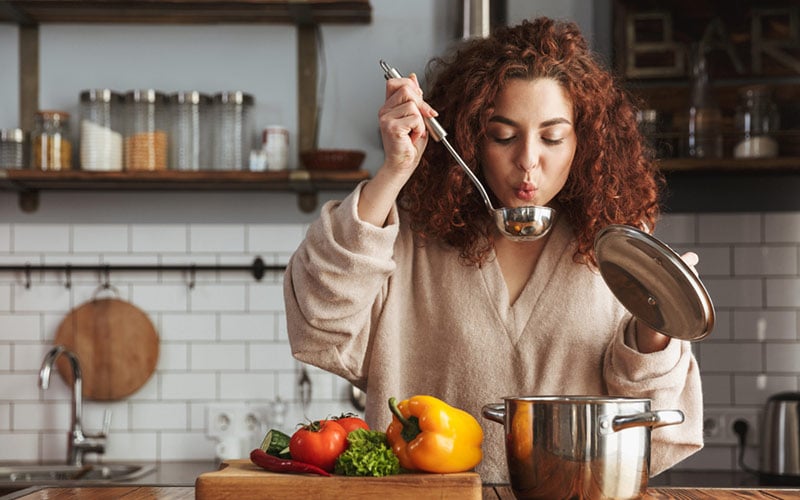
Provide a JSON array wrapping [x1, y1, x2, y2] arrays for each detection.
[[399, 17, 662, 266]]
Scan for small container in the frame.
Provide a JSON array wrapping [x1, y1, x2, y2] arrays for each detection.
[[262, 126, 289, 171], [0, 128, 28, 169], [80, 89, 123, 171], [31, 110, 72, 171], [211, 91, 254, 170], [169, 91, 211, 171], [123, 89, 168, 171], [734, 85, 780, 159]]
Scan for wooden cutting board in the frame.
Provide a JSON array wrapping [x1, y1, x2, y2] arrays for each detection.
[[195, 459, 482, 500], [54, 297, 159, 400]]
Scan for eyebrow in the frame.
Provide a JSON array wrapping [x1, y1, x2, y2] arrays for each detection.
[[488, 115, 573, 128]]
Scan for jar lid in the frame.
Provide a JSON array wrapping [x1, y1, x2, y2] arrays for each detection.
[[170, 91, 211, 105], [80, 89, 122, 103], [36, 110, 70, 121], [213, 91, 254, 106], [125, 89, 167, 104], [0, 128, 26, 143]]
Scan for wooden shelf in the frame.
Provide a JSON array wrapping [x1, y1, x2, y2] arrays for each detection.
[[659, 157, 800, 173], [0, 0, 372, 25], [0, 168, 370, 212]]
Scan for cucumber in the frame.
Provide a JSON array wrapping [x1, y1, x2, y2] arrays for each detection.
[[260, 429, 292, 459]]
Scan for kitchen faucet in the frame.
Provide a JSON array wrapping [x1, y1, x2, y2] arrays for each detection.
[[39, 345, 111, 466]]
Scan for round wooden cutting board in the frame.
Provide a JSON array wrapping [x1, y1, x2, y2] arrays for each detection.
[[54, 297, 159, 401]]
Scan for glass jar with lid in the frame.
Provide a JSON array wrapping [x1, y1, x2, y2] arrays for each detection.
[[0, 128, 28, 169], [211, 91, 254, 170], [733, 85, 780, 159], [31, 110, 72, 171], [80, 89, 123, 171], [169, 91, 211, 171], [123, 89, 168, 171]]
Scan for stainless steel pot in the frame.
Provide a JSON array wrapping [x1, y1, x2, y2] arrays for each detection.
[[482, 396, 684, 500]]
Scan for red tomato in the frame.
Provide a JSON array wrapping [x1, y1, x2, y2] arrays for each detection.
[[289, 420, 348, 472], [333, 413, 370, 434]]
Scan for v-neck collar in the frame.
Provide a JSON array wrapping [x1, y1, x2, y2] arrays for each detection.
[[479, 217, 574, 345]]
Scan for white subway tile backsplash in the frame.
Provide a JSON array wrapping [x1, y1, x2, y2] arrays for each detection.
[[131, 225, 188, 253], [735, 246, 798, 276], [703, 278, 762, 308], [220, 313, 274, 341], [655, 214, 696, 244], [248, 343, 295, 371], [161, 373, 216, 400], [0, 224, 11, 252], [158, 343, 188, 371], [40, 431, 68, 462], [73, 224, 129, 253], [767, 278, 800, 308], [13, 224, 70, 253], [0, 433, 39, 460], [698, 214, 761, 244], [673, 445, 734, 471], [190, 344, 246, 371], [13, 402, 70, 431], [160, 431, 216, 461], [161, 313, 217, 341], [765, 213, 800, 243], [131, 283, 189, 312], [0, 345, 9, 370], [734, 374, 798, 405], [0, 314, 40, 341], [13, 344, 51, 371], [764, 343, 800, 372], [692, 246, 730, 277], [219, 373, 276, 401], [733, 310, 798, 340], [131, 402, 188, 430], [104, 432, 158, 461], [190, 284, 246, 312], [697, 342, 763, 372], [0, 404, 9, 430], [13, 284, 71, 313], [248, 224, 306, 254], [190, 224, 246, 253], [0, 374, 43, 400], [700, 374, 731, 405], [128, 373, 159, 401], [249, 282, 284, 312]]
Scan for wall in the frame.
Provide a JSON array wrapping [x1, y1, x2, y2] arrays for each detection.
[[0, 0, 797, 476]]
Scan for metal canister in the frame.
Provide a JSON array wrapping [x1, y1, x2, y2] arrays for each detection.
[[123, 89, 168, 171], [169, 91, 212, 171], [0, 128, 28, 169], [80, 89, 123, 171]]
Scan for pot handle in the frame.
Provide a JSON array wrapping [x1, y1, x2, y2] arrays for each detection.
[[604, 409, 684, 434], [481, 403, 506, 424]]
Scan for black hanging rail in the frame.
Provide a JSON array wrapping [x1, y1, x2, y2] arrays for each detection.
[[0, 257, 286, 289]]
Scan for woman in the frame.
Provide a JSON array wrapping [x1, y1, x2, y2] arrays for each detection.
[[284, 18, 703, 482]]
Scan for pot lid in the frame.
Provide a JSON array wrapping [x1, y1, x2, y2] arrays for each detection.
[[594, 224, 714, 341]]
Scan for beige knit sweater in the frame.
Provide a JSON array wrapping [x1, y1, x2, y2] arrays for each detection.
[[284, 183, 703, 483]]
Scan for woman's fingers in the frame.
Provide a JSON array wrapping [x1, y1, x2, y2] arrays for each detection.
[[680, 251, 700, 275]]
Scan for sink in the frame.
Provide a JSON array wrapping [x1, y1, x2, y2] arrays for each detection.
[[0, 463, 155, 487]]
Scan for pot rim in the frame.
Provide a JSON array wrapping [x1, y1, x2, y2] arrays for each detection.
[[500, 395, 651, 404]]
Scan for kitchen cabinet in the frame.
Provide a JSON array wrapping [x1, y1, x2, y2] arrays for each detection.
[[0, 0, 372, 212]]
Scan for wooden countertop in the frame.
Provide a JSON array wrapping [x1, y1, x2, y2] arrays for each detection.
[[6, 485, 800, 499]]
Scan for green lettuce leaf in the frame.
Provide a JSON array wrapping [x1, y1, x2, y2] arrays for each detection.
[[334, 428, 401, 477]]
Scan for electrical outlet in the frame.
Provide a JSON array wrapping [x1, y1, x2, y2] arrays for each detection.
[[206, 404, 246, 439], [703, 407, 761, 446]]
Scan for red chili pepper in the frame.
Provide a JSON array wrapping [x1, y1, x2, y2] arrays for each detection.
[[249, 448, 331, 477]]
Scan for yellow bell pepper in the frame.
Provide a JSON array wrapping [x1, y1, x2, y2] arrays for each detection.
[[386, 395, 483, 473]]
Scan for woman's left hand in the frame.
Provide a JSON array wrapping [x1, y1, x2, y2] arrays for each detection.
[[635, 251, 699, 353]]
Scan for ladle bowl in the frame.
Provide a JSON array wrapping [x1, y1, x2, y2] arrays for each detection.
[[380, 60, 555, 242]]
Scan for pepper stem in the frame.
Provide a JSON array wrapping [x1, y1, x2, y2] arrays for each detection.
[[388, 397, 421, 442]]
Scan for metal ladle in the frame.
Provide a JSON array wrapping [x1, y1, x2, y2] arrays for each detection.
[[379, 60, 555, 241]]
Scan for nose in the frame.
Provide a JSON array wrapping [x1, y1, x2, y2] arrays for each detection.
[[516, 135, 539, 172]]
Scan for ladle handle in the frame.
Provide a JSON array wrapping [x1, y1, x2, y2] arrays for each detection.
[[379, 59, 495, 212], [379, 60, 447, 143]]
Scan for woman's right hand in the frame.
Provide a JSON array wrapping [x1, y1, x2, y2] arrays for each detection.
[[377, 72, 438, 180]]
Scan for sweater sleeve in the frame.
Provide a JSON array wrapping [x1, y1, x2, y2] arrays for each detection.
[[283, 182, 399, 383], [604, 321, 704, 476]]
